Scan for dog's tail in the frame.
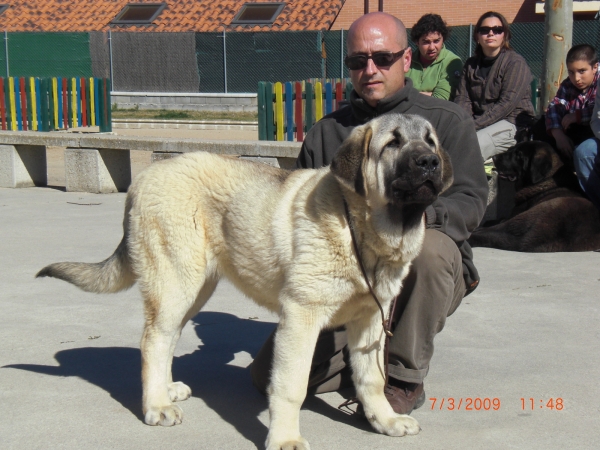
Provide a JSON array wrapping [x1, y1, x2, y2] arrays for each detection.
[[36, 235, 136, 293]]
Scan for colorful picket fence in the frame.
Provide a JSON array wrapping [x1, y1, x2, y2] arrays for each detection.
[[258, 79, 353, 142], [0, 77, 112, 132]]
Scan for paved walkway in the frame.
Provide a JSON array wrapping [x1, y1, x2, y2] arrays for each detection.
[[1, 173, 599, 448]]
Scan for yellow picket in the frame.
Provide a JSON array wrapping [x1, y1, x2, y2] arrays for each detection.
[[275, 82, 284, 141], [30, 77, 38, 131], [71, 78, 77, 128], [8, 77, 16, 130], [315, 82, 323, 122], [89, 77, 95, 126], [52, 78, 59, 128]]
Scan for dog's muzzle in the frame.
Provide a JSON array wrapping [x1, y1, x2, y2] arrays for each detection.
[[415, 153, 440, 178], [389, 149, 443, 205]]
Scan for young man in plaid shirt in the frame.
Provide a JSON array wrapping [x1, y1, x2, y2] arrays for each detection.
[[545, 44, 599, 160]]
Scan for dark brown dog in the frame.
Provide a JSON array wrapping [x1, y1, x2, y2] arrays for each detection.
[[468, 141, 600, 252]]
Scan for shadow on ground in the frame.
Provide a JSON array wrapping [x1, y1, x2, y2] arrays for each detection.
[[3, 311, 370, 446]]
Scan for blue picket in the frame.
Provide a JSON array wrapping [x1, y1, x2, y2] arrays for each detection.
[[325, 82, 332, 115], [77, 79, 82, 127], [285, 82, 293, 141], [35, 78, 41, 130], [14, 78, 22, 130]]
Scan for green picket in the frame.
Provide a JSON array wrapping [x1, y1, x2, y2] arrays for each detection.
[[345, 81, 353, 101], [105, 78, 112, 132], [97, 78, 105, 132], [257, 82, 267, 140], [265, 82, 274, 141]]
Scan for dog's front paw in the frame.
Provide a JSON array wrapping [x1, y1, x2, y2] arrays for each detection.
[[144, 404, 183, 426], [368, 413, 420, 437], [168, 381, 192, 402], [265, 436, 310, 450]]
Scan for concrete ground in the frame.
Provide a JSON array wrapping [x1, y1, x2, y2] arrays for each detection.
[[1, 132, 599, 449]]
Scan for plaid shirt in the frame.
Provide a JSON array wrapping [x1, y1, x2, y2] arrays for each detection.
[[546, 70, 600, 130]]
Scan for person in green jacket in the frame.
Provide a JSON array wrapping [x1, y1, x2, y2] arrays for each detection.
[[407, 13, 463, 100]]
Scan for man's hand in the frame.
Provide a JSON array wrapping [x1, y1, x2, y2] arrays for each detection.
[[550, 128, 574, 158], [561, 113, 578, 130], [419, 91, 433, 96]]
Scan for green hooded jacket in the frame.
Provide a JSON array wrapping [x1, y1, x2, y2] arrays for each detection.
[[407, 46, 463, 101]]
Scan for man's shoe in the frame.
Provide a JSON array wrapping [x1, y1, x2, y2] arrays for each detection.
[[384, 381, 425, 415], [346, 381, 425, 417]]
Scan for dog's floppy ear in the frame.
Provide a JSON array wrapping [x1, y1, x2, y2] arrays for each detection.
[[438, 144, 454, 193], [529, 147, 555, 184], [330, 123, 373, 196]]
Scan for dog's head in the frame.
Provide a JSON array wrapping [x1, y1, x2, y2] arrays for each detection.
[[331, 114, 453, 218], [492, 140, 562, 188]]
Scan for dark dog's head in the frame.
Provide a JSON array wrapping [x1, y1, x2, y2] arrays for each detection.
[[492, 140, 563, 188], [331, 114, 453, 222]]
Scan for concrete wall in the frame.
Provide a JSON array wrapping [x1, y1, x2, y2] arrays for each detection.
[[0, 131, 299, 193], [111, 92, 258, 113]]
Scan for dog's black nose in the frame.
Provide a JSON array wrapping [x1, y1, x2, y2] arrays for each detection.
[[415, 154, 439, 173]]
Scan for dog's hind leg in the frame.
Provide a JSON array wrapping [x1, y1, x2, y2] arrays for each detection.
[[166, 278, 218, 403], [265, 303, 324, 450], [140, 269, 217, 427], [346, 312, 420, 437]]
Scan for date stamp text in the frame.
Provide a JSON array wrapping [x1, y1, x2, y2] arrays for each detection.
[[428, 397, 564, 411]]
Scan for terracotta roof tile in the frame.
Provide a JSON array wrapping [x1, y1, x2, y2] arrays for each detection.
[[0, 1, 345, 32]]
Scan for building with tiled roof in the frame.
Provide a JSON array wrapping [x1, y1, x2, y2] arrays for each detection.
[[0, 1, 595, 34], [0, 1, 345, 32]]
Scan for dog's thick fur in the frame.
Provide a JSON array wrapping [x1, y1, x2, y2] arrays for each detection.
[[469, 140, 600, 252], [37, 114, 453, 449]]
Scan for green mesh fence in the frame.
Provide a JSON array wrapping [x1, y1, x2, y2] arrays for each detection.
[[196, 31, 325, 93], [3, 32, 92, 78], [4, 22, 600, 93]]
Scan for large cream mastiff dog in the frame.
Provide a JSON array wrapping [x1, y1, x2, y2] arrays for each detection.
[[37, 113, 453, 449]]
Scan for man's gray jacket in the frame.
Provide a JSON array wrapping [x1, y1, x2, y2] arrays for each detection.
[[295, 78, 489, 291]]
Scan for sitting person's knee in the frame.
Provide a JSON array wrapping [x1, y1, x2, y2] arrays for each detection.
[[412, 229, 461, 272]]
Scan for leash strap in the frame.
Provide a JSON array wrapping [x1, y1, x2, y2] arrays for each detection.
[[338, 199, 399, 413], [343, 199, 393, 338]]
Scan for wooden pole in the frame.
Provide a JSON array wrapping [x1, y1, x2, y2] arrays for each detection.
[[541, 0, 573, 112]]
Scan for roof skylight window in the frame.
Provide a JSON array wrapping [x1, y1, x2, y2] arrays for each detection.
[[111, 3, 167, 25], [231, 2, 286, 24]]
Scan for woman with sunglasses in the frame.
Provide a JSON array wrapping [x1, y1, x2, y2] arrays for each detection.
[[454, 11, 535, 161], [407, 13, 463, 100]]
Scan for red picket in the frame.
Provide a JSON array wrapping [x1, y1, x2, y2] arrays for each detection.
[[20, 77, 28, 131], [81, 78, 87, 127], [295, 82, 303, 142], [335, 82, 342, 111]]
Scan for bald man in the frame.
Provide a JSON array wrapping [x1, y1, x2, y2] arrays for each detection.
[[251, 12, 488, 415]]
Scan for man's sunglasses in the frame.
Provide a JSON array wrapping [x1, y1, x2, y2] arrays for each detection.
[[477, 26, 504, 36], [344, 48, 408, 70]]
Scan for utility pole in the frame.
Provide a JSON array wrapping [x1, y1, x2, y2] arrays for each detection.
[[541, 0, 573, 110]]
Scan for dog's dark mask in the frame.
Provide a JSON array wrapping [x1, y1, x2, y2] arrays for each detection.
[[384, 136, 446, 207], [331, 115, 453, 205], [493, 141, 560, 188]]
